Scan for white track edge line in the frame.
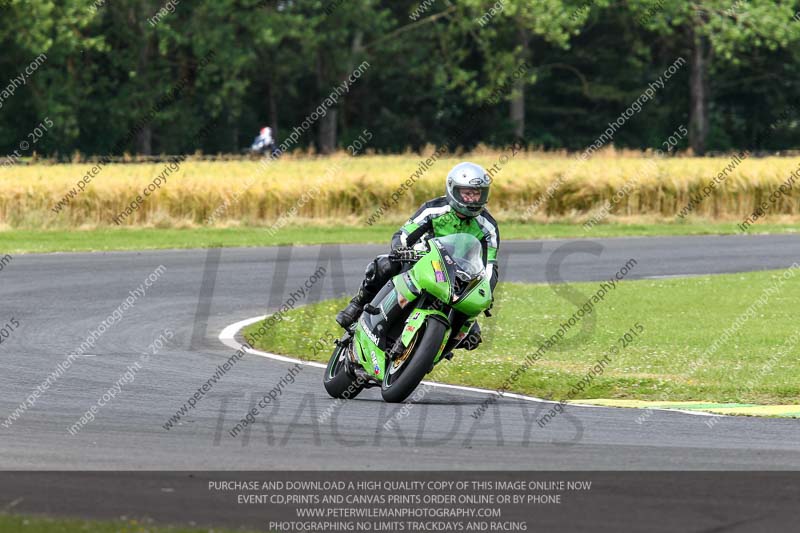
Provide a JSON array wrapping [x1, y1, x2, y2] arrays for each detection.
[[218, 314, 718, 417]]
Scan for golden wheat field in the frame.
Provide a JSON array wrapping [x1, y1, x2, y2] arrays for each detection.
[[1, 149, 799, 228]]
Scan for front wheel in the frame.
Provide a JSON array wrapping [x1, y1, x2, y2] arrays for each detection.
[[323, 340, 365, 399], [381, 319, 447, 403]]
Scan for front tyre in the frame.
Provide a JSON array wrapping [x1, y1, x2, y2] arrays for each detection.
[[381, 319, 447, 403], [323, 341, 365, 399]]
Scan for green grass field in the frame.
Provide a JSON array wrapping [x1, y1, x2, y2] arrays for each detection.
[[0, 514, 253, 533], [244, 269, 799, 405], [1, 220, 798, 254]]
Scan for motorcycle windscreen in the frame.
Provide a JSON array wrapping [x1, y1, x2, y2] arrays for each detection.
[[433, 233, 485, 278]]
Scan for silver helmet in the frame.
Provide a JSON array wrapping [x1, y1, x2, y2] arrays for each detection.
[[445, 162, 491, 217]]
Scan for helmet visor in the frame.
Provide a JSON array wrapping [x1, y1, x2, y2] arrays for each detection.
[[454, 186, 489, 206]]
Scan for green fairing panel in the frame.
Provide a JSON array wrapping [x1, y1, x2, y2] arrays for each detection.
[[408, 248, 451, 303], [392, 273, 419, 305], [452, 276, 492, 316], [401, 308, 449, 348], [354, 321, 385, 378]]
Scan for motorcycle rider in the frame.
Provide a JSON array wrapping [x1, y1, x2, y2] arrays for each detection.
[[336, 161, 499, 352], [251, 126, 278, 156]]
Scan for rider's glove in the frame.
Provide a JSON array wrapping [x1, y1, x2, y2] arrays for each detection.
[[391, 247, 418, 262]]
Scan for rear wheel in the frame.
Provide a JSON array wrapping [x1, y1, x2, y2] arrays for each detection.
[[381, 319, 447, 403], [323, 340, 365, 399]]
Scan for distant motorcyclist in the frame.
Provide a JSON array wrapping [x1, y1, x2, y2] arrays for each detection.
[[250, 126, 279, 156], [336, 162, 499, 352]]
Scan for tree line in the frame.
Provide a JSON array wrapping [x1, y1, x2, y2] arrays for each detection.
[[0, 0, 798, 158]]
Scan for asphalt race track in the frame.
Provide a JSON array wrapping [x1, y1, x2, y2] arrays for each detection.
[[1, 234, 800, 530], [1, 234, 798, 473]]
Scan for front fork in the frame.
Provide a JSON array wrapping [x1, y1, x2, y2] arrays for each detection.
[[398, 307, 451, 365], [442, 309, 474, 354]]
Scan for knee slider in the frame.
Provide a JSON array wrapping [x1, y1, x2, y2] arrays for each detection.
[[366, 255, 394, 282], [376, 255, 395, 278], [364, 255, 397, 294], [364, 259, 379, 282]]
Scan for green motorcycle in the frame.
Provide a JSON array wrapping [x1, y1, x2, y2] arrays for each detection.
[[324, 233, 493, 403]]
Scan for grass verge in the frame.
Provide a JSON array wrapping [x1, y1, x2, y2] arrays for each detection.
[[244, 269, 799, 405], [0, 514, 254, 533], [1, 221, 798, 254]]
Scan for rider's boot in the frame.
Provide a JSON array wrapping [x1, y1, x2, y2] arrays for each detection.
[[335, 287, 375, 328]]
